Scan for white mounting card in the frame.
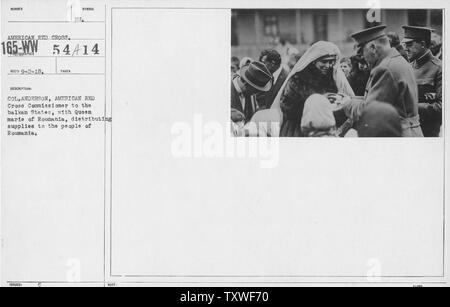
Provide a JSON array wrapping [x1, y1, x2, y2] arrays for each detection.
[[1, 0, 448, 287]]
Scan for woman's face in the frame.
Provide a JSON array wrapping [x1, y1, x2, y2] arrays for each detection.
[[314, 58, 336, 75]]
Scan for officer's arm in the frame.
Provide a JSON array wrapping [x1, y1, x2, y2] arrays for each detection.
[[419, 66, 442, 119], [434, 66, 443, 114], [365, 66, 397, 105], [342, 67, 397, 122]]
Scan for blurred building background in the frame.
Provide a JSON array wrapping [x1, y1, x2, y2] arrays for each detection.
[[231, 9, 443, 59]]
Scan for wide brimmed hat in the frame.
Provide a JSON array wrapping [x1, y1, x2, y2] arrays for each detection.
[[240, 61, 273, 92]]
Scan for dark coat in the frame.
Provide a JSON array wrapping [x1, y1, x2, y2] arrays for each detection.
[[348, 69, 370, 96], [279, 65, 338, 137], [230, 77, 255, 122], [412, 50, 442, 137], [255, 68, 289, 109], [349, 55, 370, 96], [365, 48, 419, 119]]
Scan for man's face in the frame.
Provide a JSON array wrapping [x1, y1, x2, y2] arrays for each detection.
[[358, 61, 369, 72], [431, 33, 442, 45], [260, 55, 279, 74], [231, 64, 239, 75], [288, 54, 300, 70], [403, 41, 426, 61], [237, 77, 259, 96], [314, 57, 336, 75], [430, 34, 442, 55], [361, 44, 377, 68]]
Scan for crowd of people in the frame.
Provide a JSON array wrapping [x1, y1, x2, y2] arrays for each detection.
[[231, 25, 443, 137]]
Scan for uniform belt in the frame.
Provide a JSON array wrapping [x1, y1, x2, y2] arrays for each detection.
[[399, 115, 421, 129]]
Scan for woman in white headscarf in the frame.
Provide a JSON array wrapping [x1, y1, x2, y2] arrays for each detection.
[[249, 41, 354, 137]]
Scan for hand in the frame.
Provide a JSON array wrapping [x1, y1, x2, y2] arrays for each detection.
[[424, 93, 436, 101], [231, 108, 245, 123], [340, 96, 363, 120], [231, 122, 243, 136], [325, 93, 342, 104], [335, 95, 352, 114], [340, 95, 352, 106]]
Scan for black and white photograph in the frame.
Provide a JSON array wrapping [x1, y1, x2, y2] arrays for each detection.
[[231, 9, 443, 137]]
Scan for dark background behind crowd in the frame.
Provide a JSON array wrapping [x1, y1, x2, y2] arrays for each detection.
[[231, 9, 442, 91], [231, 9, 442, 63]]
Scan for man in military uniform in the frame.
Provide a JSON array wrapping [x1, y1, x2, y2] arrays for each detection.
[[341, 25, 423, 137], [402, 26, 442, 137]]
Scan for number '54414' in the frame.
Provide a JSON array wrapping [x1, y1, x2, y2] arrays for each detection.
[[53, 44, 100, 56]]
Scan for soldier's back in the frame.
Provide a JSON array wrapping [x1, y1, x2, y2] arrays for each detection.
[[377, 48, 419, 118]]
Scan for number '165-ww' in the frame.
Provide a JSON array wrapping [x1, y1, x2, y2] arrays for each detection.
[[2, 40, 38, 55]]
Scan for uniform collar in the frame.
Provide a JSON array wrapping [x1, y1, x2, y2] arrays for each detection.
[[374, 48, 400, 68], [414, 50, 432, 68]]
